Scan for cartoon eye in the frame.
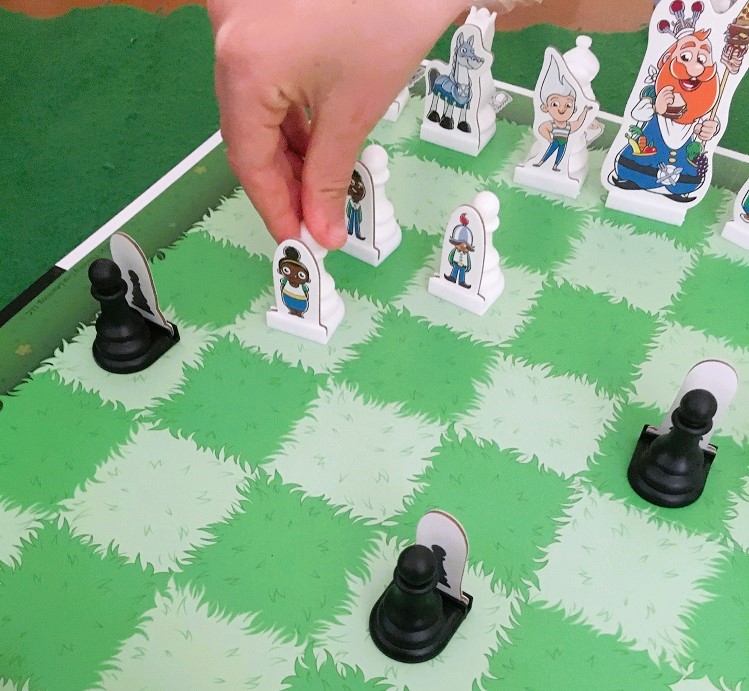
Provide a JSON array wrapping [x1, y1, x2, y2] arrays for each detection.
[[680, 51, 693, 62], [298, 271, 307, 281], [552, 100, 560, 108], [282, 266, 291, 275], [697, 54, 707, 65]]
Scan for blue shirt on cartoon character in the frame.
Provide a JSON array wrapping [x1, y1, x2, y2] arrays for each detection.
[[443, 214, 474, 289]]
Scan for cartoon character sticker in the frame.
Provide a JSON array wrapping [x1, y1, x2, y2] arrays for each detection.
[[444, 214, 475, 289], [604, 0, 749, 209], [346, 170, 366, 241], [532, 51, 593, 173], [277, 246, 311, 318], [742, 188, 749, 222], [426, 32, 486, 133]]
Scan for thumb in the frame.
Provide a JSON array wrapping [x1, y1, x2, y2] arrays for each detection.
[[302, 101, 373, 250]]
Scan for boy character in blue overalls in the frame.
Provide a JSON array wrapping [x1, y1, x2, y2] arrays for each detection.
[[444, 213, 474, 289], [278, 246, 311, 318], [346, 170, 366, 240], [533, 54, 592, 172]]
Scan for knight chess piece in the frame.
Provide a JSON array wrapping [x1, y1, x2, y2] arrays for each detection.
[[628, 388, 719, 508], [369, 544, 471, 663]]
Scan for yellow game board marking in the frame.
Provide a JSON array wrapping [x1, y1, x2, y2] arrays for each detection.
[[15, 344, 31, 356]]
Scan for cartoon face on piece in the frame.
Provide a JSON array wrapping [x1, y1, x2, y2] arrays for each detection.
[[347, 170, 366, 204], [541, 94, 577, 122], [277, 246, 310, 288], [449, 214, 475, 252], [455, 33, 485, 70], [655, 30, 719, 123]]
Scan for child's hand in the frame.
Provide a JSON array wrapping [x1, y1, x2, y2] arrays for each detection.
[[209, 0, 467, 249]]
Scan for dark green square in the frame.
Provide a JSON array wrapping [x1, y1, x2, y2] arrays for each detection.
[[387, 431, 574, 596], [0, 371, 135, 511], [149, 335, 322, 469], [492, 183, 587, 273], [325, 226, 438, 305], [0, 521, 165, 691], [668, 254, 749, 349], [505, 280, 658, 396], [151, 230, 270, 328], [176, 472, 378, 640], [335, 307, 493, 422]]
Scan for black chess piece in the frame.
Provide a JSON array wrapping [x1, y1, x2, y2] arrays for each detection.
[[128, 270, 155, 315], [628, 389, 718, 508], [369, 544, 471, 663], [89, 259, 179, 374]]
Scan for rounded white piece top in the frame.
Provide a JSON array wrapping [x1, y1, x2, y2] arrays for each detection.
[[473, 191, 500, 219], [361, 144, 389, 173], [564, 35, 600, 90]]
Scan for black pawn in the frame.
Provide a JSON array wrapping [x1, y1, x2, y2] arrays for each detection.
[[370, 544, 470, 663], [628, 389, 718, 508], [90, 259, 153, 373]]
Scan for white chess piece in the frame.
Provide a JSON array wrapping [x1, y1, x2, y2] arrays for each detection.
[[420, 6, 497, 157], [563, 36, 601, 185], [383, 86, 410, 122], [473, 190, 504, 306], [361, 145, 402, 264], [428, 191, 503, 316], [341, 145, 402, 266], [266, 225, 345, 345], [721, 177, 749, 249]]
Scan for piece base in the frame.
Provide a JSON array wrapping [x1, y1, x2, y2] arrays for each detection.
[[266, 309, 339, 345], [420, 120, 495, 157], [383, 89, 409, 122], [92, 321, 180, 375], [627, 425, 717, 509], [605, 188, 687, 226], [721, 220, 749, 250], [514, 164, 583, 199], [369, 589, 473, 664], [428, 276, 493, 316]]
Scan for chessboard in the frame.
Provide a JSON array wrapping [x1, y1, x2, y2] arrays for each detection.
[[1, 91, 748, 691]]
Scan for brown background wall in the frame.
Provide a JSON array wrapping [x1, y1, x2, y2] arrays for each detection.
[[2, 0, 653, 32]]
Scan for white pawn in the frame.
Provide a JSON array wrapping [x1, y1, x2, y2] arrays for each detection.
[[361, 145, 402, 264], [302, 226, 345, 341], [428, 191, 503, 316], [383, 86, 410, 122], [563, 36, 601, 184], [266, 224, 345, 345], [473, 191, 505, 306]]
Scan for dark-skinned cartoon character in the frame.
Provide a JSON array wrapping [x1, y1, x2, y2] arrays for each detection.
[[278, 246, 311, 318], [346, 170, 366, 240], [533, 55, 592, 172], [443, 213, 475, 289]]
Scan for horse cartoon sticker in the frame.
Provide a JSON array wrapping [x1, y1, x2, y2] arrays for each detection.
[[421, 8, 498, 157]]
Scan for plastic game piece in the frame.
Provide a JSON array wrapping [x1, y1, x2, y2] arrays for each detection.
[[602, 0, 749, 226], [721, 176, 749, 249], [421, 7, 498, 157], [514, 37, 600, 198], [654, 358, 738, 449], [110, 231, 175, 336], [266, 225, 345, 345], [628, 389, 719, 508], [89, 258, 180, 374], [627, 359, 738, 508], [428, 191, 504, 315], [341, 145, 402, 266], [415, 509, 471, 605], [383, 86, 410, 122], [369, 510, 472, 663]]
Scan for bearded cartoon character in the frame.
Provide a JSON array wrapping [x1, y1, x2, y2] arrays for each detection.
[[610, 1, 743, 202]]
